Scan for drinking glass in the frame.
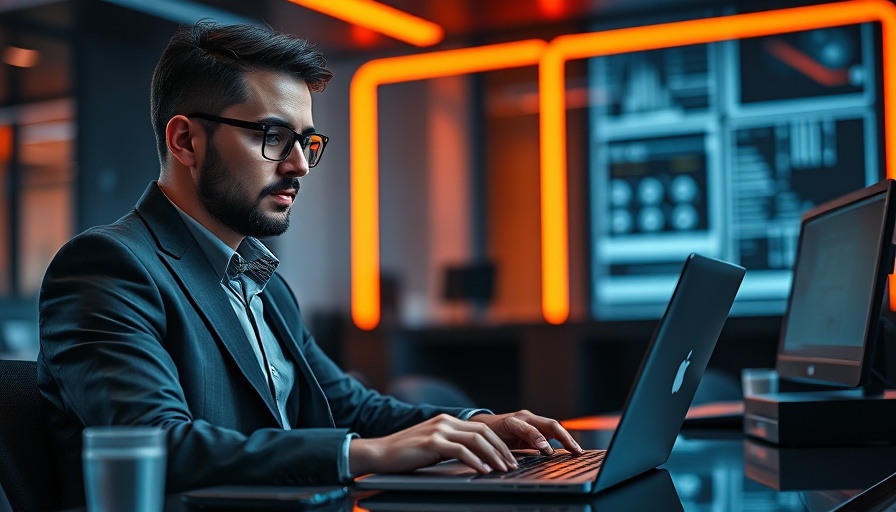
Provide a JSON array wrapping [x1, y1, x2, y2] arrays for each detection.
[[82, 426, 166, 512]]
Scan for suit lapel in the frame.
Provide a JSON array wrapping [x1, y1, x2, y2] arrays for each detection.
[[134, 183, 281, 425], [263, 292, 335, 428]]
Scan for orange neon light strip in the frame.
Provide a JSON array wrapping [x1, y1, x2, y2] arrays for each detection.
[[286, 0, 443, 47], [539, 0, 896, 324], [891, 276, 896, 311], [350, 40, 548, 330]]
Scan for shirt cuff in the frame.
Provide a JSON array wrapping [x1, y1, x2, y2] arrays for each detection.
[[339, 433, 360, 482], [459, 408, 494, 420]]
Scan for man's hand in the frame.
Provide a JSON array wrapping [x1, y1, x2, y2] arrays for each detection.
[[349, 410, 583, 477], [468, 410, 583, 454], [349, 413, 518, 476]]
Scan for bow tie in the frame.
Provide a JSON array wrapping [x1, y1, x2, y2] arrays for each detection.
[[227, 256, 277, 284]]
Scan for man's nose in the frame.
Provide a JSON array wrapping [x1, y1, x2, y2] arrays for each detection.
[[279, 142, 309, 177]]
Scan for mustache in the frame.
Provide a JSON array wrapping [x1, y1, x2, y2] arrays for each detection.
[[259, 177, 301, 197]]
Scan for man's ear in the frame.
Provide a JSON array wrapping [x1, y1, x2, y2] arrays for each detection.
[[166, 115, 204, 169]]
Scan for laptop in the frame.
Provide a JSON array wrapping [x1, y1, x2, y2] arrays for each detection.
[[358, 468, 683, 511], [356, 253, 746, 494]]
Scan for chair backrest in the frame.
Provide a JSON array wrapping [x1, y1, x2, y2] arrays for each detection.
[[387, 375, 477, 409], [0, 359, 59, 512]]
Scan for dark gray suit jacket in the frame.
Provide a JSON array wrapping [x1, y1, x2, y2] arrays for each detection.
[[37, 182, 464, 507]]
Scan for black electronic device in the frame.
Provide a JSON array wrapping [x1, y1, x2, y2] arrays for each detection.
[[181, 485, 349, 510], [776, 179, 896, 390], [744, 179, 896, 446]]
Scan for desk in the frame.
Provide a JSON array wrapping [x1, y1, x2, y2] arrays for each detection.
[[155, 427, 896, 512]]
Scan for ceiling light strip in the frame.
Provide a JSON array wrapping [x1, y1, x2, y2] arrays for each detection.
[[287, 0, 443, 47]]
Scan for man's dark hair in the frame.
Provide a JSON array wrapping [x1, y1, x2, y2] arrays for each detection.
[[150, 21, 333, 163]]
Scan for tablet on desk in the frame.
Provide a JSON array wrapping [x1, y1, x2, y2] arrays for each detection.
[[181, 485, 349, 510]]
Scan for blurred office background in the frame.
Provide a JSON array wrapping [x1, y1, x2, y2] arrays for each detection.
[[0, 0, 886, 419]]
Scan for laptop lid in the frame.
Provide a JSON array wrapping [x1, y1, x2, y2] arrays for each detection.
[[593, 253, 745, 492], [356, 253, 745, 494]]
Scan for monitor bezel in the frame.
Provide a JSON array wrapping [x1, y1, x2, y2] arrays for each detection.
[[775, 179, 896, 388]]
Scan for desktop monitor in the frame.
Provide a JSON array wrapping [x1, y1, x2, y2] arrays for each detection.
[[775, 179, 896, 389]]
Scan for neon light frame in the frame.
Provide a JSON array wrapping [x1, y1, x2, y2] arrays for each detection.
[[350, 40, 548, 329], [539, 0, 896, 324]]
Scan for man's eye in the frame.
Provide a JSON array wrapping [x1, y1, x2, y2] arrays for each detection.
[[264, 132, 284, 146]]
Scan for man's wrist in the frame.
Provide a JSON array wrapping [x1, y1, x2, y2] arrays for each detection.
[[348, 436, 382, 477]]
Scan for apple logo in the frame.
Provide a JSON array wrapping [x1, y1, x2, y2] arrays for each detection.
[[671, 350, 692, 394]]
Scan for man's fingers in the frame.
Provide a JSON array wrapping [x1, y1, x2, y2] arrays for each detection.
[[503, 415, 585, 454], [427, 415, 517, 471], [468, 422, 517, 466], [433, 439, 493, 474], [439, 415, 516, 467], [504, 416, 554, 453], [442, 430, 511, 472], [538, 417, 584, 454], [550, 425, 584, 454]]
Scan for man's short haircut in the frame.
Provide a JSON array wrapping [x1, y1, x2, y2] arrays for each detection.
[[150, 21, 333, 163]]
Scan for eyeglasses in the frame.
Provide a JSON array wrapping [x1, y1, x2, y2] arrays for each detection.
[[187, 112, 329, 167]]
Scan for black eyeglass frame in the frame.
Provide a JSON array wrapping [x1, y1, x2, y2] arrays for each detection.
[[187, 112, 329, 167]]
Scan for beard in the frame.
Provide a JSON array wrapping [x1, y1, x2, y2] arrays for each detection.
[[196, 141, 299, 238]]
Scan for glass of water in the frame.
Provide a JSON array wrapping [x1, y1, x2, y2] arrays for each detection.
[[82, 426, 167, 512], [741, 368, 779, 398]]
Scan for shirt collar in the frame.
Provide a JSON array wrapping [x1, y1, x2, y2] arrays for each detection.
[[163, 194, 279, 286]]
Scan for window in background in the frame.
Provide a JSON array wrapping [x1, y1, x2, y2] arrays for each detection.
[[17, 102, 74, 295], [0, 5, 73, 301]]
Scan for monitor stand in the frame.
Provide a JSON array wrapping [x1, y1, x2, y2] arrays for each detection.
[[744, 319, 896, 446]]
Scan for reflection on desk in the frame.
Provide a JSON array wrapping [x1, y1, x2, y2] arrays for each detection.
[[667, 433, 896, 512], [744, 439, 896, 491]]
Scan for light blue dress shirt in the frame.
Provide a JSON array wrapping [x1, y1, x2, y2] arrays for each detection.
[[173, 209, 295, 429]]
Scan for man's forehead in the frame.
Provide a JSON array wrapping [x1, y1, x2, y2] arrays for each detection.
[[225, 71, 313, 125], [243, 69, 309, 92]]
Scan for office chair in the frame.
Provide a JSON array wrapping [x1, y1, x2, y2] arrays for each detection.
[[387, 375, 477, 408], [0, 359, 60, 512]]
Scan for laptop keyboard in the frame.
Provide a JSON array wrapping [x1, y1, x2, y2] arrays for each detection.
[[474, 450, 606, 480]]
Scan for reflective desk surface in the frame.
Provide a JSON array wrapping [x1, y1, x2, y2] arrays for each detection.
[[163, 426, 896, 511]]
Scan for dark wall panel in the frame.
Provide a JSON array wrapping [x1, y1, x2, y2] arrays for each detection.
[[75, 1, 173, 231]]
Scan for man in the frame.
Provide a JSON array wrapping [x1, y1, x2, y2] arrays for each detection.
[[38, 21, 582, 507]]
